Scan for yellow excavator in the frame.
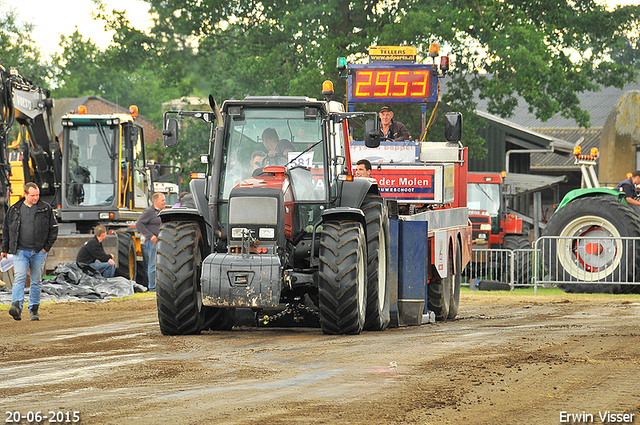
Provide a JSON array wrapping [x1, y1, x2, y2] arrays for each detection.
[[1, 65, 152, 283]]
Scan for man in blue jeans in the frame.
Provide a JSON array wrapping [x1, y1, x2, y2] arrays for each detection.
[[2, 182, 58, 321], [136, 193, 166, 292]]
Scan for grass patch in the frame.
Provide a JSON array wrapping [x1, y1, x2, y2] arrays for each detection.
[[462, 285, 640, 300]]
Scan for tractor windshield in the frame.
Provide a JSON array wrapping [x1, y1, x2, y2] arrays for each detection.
[[219, 108, 326, 201], [64, 125, 116, 206], [467, 183, 501, 216]]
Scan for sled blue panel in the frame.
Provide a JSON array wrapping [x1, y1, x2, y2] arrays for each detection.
[[397, 220, 428, 326], [388, 216, 399, 326]]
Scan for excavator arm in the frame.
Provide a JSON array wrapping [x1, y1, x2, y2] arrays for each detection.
[[0, 65, 61, 212]]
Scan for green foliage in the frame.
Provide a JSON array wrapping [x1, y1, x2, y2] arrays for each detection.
[[0, 5, 49, 86], [3, 0, 640, 165]]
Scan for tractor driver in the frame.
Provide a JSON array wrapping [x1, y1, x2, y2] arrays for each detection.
[[379, 105, 411, 141], [262, 128, 295, 158], [615, 171, 640, 208]]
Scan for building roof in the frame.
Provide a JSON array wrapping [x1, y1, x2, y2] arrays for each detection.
[[448, 77, 640, 128], [502, 172, 568, 196], [529, 127, 602, 171]]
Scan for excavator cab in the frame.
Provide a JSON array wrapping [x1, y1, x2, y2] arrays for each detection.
[[58, 109, 150, 229]]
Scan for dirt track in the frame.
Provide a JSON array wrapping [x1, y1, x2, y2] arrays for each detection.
[[2, 291, 640, 425]]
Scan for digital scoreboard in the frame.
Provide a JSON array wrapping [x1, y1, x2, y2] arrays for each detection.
[[347, 64, 438, 103]]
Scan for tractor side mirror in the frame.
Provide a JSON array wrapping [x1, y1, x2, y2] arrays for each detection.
[[364, 118, 381, 148], [163, 118, 179, 148], [444, 112, 462, 142]]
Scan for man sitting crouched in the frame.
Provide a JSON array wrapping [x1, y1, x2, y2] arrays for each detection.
[[76, 225, 116, 278]]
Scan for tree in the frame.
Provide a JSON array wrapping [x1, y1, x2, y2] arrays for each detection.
[[0, 4, 49, 86], [147, 0, 640, 157]]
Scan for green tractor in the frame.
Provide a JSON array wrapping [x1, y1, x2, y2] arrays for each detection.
[[541, 148, 640, 293]]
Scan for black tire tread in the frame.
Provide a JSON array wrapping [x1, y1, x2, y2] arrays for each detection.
[[361, 194, 391, 331], [447, 242, 461, 319], [428, 243, 453, 321], [156, 221, 204, 335], [318, 220, 366, 335], [542, 196, 640, 294], [116, 232, 136, 281]]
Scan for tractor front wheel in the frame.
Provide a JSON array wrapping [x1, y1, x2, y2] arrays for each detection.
[[156, 221, 234, 334], [318, 220, 367, 335], [361, 194, 391, 331]]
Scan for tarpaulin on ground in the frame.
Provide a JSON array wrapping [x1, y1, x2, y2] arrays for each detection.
[[0, 261, 147, 304]]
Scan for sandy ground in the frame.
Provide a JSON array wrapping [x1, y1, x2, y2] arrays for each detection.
[[1, 291, 640, 425]]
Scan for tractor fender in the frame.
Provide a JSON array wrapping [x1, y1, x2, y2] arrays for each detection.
[[321, 207, 366, 229], [557, 187, 622, 210], [188, 177, 212, 216], [339, 178, 378, 210], [158, 209, 211, 253]]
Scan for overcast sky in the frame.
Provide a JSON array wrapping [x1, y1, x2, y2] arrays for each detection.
[[3, 0, 639, 58], [3, 0, 152, 57]]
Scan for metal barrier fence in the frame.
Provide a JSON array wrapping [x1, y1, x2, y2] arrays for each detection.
[[463, 236, 640, 293], [463, 248, 533, 289], [533, 236, 640, 292]]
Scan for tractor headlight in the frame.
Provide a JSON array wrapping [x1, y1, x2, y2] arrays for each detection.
[[479, 224, 491, 231], [259, 228, 275, 239], [231, 227, 249, 238]]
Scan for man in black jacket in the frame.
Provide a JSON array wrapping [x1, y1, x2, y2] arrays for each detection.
[[615, 171, 640, 208], [2, 182, 58, 321], [76, 225, 116, 278]]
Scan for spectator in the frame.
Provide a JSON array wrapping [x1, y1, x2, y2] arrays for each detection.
[[355, 159, 372, 178], [76, 225, 116, 278], [172, 192, 190, 208], [615, 171, 640, 207], [2, 182, 58, 321], [136, 193, 166, 292], [378, 105, 411, 141]]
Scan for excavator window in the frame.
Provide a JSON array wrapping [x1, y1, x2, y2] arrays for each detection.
[[64, 125, 116, 206]]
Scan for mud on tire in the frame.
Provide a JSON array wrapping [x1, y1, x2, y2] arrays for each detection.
[[542, 196, 640, 294], [318, 220, 367, 335], [156, 221, 235, 335], [361, 194, 391, 331]]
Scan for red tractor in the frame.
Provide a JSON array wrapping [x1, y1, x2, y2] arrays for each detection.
[[155, 80, 470, 334], [156, 87, 397, 335], [467, 172, 530, 285]]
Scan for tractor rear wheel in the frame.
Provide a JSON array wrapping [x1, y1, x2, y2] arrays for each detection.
[[156, 221, 234, 334], [318, 220, 367, 335], [542, 196, 640, 294], [361, 194, 391, 331], [116, 231, 136, 282]]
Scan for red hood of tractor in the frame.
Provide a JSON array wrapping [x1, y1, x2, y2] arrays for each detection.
[[233, 166, 294, 238], [235, 166, 288, 191]]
